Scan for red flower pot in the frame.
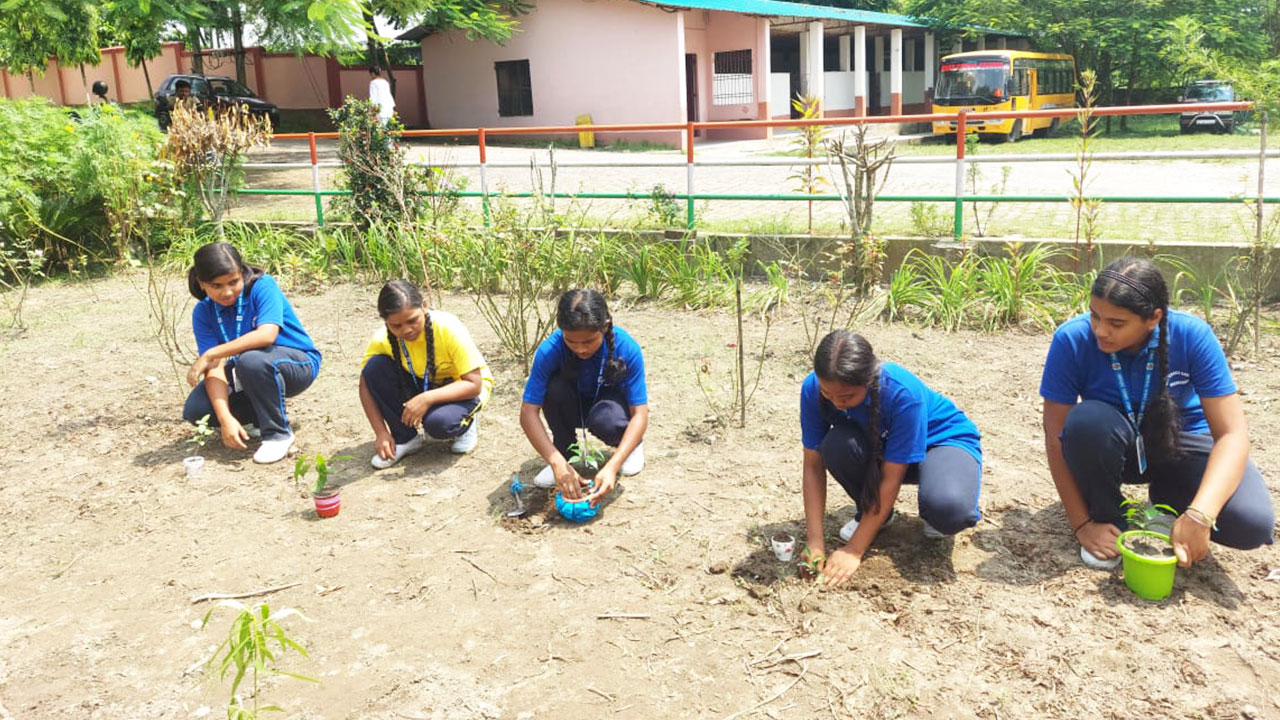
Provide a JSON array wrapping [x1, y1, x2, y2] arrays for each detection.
[[313, 491, 341, 518]]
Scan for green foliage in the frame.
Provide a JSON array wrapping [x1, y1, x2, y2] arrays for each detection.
[[163, 103, 272, 233], [789, 94, 830, 234], [1069, 69, 1103, 273], [645, 184, 685, 229], [189, 413, 215, 450], [201, 600, 315, 720], [907, 201, 950, 239], [567, 438, 605, 472], [1121, 498, 1177, 535], [977, 243, 1069, 330], [292, 452, 353, 496]]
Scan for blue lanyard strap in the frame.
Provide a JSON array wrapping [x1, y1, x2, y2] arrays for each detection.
[[1109, 350, 1154, 429], [399, 337, 429, 393], [212, 292, 245, 345]]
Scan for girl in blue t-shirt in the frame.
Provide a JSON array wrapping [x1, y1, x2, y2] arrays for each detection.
[[520, 289, 649, 508], [1041, 257, 1273, 569], [183, 243, 321, 464], [800, 330, 982, 587]]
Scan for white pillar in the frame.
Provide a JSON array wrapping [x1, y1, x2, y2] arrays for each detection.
[[952, 39, 962, 54], [839, 34, 851, 72], [977, 35, 986, 51], [924, 31, 935, 91], [758, 17, 771, 126], [799, 29, 809, 95], [890, 28, 902, 114], [805, 20, 824, 104], [853, 25, 866, 115]]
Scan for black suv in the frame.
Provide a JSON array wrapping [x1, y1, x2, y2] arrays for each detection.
[[154, 74, 281, 131], [1179, 80, 1240, 134]]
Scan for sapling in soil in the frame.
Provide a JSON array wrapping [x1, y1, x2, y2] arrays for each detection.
[[1121, 499, 1177, 558], [184, 414, 215, 478], [201, 600, 315, 720]]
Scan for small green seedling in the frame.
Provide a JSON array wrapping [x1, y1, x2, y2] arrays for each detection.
[[567, 438, 605, 472], [201, 599, 316, 720], [1122, 499, 1177, 535], [189, 413, 215, 450], [293, 452, 353, 496]]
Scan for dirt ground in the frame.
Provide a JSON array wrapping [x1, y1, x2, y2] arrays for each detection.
[[2, 275, 1279, 720]]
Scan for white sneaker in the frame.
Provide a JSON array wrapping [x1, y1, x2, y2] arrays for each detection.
[[533, 464, 556, 489], [1080, 545, 1121, 569], [922, 520, 946, 539], [619, 442, 645, 476], [371, 435, 424, 469], [839, 510, 897, 543], [450, 419, 479, 454], [253, 433, 295, 464]]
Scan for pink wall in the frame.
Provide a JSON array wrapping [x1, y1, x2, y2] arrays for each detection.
[[262, 54, 330, 109], [335, 67, 426, 127], [684, 10, 770, 140], [3, 43, 184, 104], [420, 0, 684, 145]]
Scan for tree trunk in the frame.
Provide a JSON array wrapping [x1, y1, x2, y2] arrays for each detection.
[[79, 63, 91, 104], [364, 10, 396, 96], [189, 27, 204, 74], [141, 58, 153, 98], [1121, 34, 1140, 132], [231, 3, 247, 86], [27, 71, 35, 93]]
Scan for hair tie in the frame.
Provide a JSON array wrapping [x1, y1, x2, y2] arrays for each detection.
[[1097, 269, 1154, 303]]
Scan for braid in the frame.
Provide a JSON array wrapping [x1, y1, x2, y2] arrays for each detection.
[[863, 371, 885, 516], [388, 328, 414, 402], [603, 326, 627, 382], [1143, 311, 1181, 461], [423, 311, 437, 390]]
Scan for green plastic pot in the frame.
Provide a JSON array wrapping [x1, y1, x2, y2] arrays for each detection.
[[1116, 530, 1177, 601]]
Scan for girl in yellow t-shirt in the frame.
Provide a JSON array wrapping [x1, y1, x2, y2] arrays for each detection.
[[358, 280, 494, 469]]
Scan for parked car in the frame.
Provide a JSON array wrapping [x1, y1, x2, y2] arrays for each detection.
[[1178, 80, 1240, 134], [154, 73, 280, 131]]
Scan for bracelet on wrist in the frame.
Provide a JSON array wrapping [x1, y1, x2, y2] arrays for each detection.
[[1184, 506, 1219, 531], [1072, 518, 1090, 534]]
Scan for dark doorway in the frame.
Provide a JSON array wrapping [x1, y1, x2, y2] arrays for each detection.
[[685, 54, 699, 123], [769, 33, 802, 118], [867, 42, 881, 114]]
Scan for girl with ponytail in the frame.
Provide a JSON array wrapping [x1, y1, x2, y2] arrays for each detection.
[[1041, 257, 1273, 570], [183, 242, 321, 464], [358, 280, 493, 468], [801, 331, 983, 587], [520, 288, 649, 508]]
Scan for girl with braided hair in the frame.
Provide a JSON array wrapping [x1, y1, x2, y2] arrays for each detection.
[[359, 280, 493, 469], [520, 288, 649, 508], [800, 331, 983, 587], [1042, 257, 1273, 569]]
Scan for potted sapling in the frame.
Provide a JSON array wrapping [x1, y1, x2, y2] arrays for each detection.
[[1116, 499, 1178, 601], [184, 414, 215, 478], [294, 453, 351, 519], [555, 437, 605, 523]]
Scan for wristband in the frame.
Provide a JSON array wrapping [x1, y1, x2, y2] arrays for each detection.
[[1184, 506, 1219, 531], [1072, 518, 1090, 534]]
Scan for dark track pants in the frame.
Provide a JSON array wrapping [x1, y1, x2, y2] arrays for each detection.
[[360, 354, 480, 444], [184, 345, 316, 441], [1060, 400, 1274, 549], [542, 371, 630, 458]]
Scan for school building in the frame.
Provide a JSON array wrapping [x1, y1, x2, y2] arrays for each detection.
[[405, 0, 1026, 144]]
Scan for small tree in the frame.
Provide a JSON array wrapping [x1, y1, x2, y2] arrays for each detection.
[[162, 103, 272, 234], [1068, 69, 1103, 274], [788, 94, 830, 234]]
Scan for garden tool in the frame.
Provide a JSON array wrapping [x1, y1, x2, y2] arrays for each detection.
[[506, 473, 527, 517]]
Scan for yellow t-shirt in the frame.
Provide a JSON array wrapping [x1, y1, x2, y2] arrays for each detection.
[[361, 310, 493, 403]]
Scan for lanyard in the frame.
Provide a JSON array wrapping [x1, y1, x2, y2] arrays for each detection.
[[212, 292, 245, 345], [399, 337, 430, 393], [1110, 348, 1154, 474]]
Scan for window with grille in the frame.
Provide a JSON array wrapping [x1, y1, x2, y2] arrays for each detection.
[[495, 59, 533, 117], [712, 49, 753, 105]]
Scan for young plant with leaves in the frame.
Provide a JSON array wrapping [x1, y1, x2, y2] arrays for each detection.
[[201, 600, 315, 720], [1068, 69, 1103, 273], [788, 94, 830, 234]]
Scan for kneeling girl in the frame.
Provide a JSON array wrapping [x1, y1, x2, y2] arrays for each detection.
[[520, 289, 648, 507], [801, 330, 982, 587], [359, 280, 492, 468]]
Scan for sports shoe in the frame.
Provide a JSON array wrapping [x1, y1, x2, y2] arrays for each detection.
[[533, 464, 556, 489], [1079, 545, 1121, 569], [839, 510, 897, 543], [253, 433, 295, 464], [450, 419, 479, 454], [370, 435, 424, 469], [619, 442, 645, 476], [922, 520, 946, 540]]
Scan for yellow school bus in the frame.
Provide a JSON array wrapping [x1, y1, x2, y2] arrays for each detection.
[[931, 50, 1076, 141]]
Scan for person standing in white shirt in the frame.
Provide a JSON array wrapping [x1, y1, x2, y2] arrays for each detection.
[[368, 66, 396, 126]]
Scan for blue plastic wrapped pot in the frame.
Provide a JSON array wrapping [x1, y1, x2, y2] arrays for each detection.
[[555, 483, 598, 523]]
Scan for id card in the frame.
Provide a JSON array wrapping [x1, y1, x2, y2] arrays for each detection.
[[229, 366, 241, 394], [1135, 434, 1147, 475]]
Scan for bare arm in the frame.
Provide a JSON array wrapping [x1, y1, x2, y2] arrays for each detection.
[[205, 360, 248, 450], [1171, 393, 1249, 566], [188, 324, 281, 386], [801, 448, 828, 557], [1044, 399, 1119, 558]]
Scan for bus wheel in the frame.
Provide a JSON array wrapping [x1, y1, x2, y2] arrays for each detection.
[[1004, 120, 1022, 143]]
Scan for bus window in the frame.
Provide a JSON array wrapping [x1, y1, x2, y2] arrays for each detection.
[[936, 60, 1010, 105]]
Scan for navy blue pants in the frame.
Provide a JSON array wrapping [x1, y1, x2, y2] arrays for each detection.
[[361, 354, 480, 444], [819, 422, 982, 535], [1061, 400, 1274, 549], [543, 370, 631, 458], [184, 345, 316, 441]]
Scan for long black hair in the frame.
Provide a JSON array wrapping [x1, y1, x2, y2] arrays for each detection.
[[187, 242, 263, 300], [379, 280, 434, 401], [814, 330, 884, 515], [1091, 257, 1180, 462], [557, 289, 627, 382]]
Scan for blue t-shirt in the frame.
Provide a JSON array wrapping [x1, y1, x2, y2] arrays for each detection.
[[799, 364, 982, 465], [1039, 310, 1235, 435], [523, 326, 647, 406], [192, 274, 322, 378]]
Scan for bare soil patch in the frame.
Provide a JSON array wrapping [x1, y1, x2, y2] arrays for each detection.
[[2, 276, 1278, 719]]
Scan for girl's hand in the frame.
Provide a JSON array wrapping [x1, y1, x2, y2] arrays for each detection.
[[374, 431, 396, 462], [187, 353, 213, 387], [1075, 521, 1122, 560], [554, 462, 589, 501], [583, 466, 617, 507], [1171, 514, 1212, 567], [820, 547, 862, 587], [401, 394, 431, 428], [220, 417, 249, 450]]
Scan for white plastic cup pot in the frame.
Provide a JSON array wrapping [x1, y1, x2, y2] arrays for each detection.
[[771, 533, 796, 562], [183, 456, 205, 478]]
